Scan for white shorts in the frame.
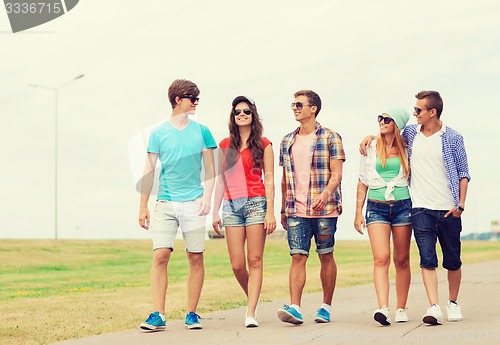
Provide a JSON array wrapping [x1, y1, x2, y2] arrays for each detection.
[[150, 200, 206, 252]]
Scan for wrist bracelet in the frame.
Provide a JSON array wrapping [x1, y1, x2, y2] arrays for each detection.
[[458, 206, 465, 211], [280, 210, 286, 214]]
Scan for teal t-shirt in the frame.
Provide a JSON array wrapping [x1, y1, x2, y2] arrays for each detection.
[[147, 120, 217, 201], [367, 157, 410, 201]]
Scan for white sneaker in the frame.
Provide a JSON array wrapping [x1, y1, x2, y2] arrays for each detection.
[[422, 304, 443, 325], [245, 316, 259, 327], [395, 308, 409, 322], [245, 307, 258, 327], [447, 301, 463, 322], [374, 306, 391, 326]]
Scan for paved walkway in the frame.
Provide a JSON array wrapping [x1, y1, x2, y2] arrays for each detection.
[[52, 259, 500, 345]]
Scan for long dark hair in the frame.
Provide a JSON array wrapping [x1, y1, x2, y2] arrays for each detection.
[[225, 101, 264, 171]]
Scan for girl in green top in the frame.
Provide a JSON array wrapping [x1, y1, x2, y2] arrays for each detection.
[[354, 108, 412, 326]]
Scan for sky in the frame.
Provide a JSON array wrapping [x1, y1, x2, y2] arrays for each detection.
[[1, 0, 499, 240]]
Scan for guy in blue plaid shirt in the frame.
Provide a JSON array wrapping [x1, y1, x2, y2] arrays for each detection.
[[404, 90, 470, 325]]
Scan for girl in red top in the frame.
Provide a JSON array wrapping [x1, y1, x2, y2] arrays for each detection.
[[212, 96, 276, 328]]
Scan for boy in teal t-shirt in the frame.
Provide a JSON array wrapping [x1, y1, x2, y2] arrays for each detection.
[[138, 79, 216, 331], [148, 120, 217, 201]]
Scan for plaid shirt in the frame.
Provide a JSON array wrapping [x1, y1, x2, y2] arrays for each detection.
[[279, 122, 346, 216], [403, 124, 470, 209]]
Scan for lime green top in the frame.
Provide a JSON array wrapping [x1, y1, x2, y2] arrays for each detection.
[[367, 157, 410, 201]]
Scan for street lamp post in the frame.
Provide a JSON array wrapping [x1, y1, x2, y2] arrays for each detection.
[[29, 74, 85, 240]]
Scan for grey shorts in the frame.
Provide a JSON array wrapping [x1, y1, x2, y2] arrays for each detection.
[[150, 200, 206, 252]]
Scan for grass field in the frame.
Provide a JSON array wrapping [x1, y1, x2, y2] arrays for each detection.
[[1, 239, 500, 344]]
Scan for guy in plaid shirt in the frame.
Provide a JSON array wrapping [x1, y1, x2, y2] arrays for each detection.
[[405, 91, 469, 325], [277, 90, 345, 325]]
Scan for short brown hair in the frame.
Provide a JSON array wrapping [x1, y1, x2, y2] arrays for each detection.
[[167, 79, 200, 109], [294, 90, 322, 117], [415, 90, 443, 118]]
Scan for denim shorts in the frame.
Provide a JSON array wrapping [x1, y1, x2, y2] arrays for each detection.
[[365, 198, 412, 227], [412, 208, 462, 270], [286, 216, 337, 256], [150, 200, 206, 253], [222, 196, 267, 227]]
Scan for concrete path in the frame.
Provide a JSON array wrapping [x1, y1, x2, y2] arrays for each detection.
[[51, 259, 500, 345]]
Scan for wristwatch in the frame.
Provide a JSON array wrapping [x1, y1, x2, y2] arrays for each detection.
[[458, 206, 465, 211], [280, 210, 286, 214]]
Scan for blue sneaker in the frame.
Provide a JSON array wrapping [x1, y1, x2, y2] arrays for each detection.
[[140, 311, 166, 331], [185, 311, 202, 329], [314, 307, 330, 323], [277, 305, 303, 324]]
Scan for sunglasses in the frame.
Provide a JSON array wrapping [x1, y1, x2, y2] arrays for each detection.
[[414, 106, 433, 115], [378, 115, 394, 124], [233, 108, 252, 116], [179, 95, 200, 103], [413, 107, 423, 115], [291, 102, 313, 110]]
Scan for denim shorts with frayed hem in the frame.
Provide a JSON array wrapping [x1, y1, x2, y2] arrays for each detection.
[[365, 198, 412, 227], [286, 216, 337, 256], [222, 196, 267, 227], [412, 207, 462, 270]]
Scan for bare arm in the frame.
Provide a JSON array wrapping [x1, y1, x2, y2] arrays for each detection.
[[445, 177, 469, 218], [458, 177, 469, 210], [199, 148, 215, 216], [354, 180, 368, 234], [359, 135, 377, 156], [139, 153, 158, 230], [263, 145, 276, 234], [211, 148, 226, 235]]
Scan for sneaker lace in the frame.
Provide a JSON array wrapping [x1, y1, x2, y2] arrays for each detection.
[[146, 313, 155, 322], [188, 312, 201, 323]]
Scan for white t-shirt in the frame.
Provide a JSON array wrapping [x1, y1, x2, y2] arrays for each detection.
[[410, 127, 454, 210]]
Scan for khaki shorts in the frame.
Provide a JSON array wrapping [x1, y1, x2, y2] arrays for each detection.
[[150, 200, 206, 252]]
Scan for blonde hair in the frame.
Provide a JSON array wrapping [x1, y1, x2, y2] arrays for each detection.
[[376, 129, 409, 177]]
